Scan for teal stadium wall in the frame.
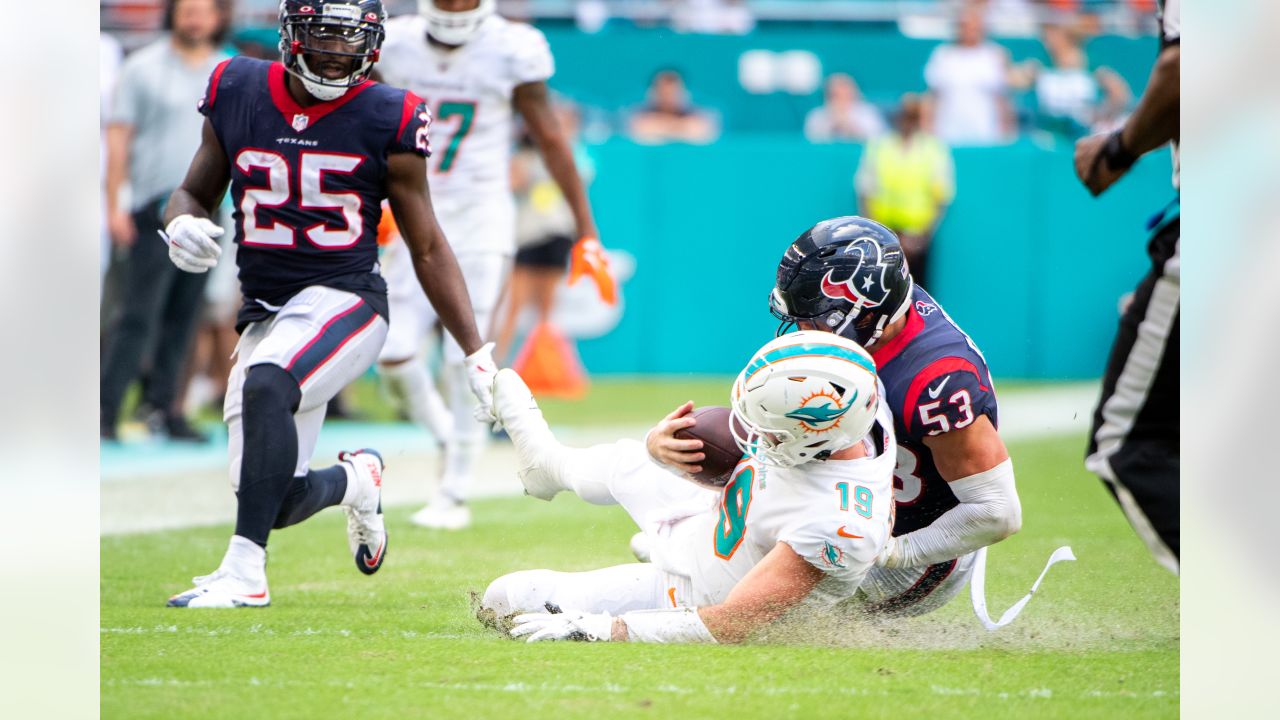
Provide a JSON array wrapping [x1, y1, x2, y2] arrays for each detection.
[[527, 23, 1172, 380], [575, 138, 1173, 380]]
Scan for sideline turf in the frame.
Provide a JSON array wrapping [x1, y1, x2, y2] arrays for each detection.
[[101, 434, 1177, 719]]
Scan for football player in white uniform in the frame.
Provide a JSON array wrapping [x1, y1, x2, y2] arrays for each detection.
[[478, 332, 896, 644], [375, 0, 608, 530]]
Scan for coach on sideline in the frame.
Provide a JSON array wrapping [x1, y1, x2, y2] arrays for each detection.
[[101, 0, 231, 442], [1072, 0, 1179, 573]]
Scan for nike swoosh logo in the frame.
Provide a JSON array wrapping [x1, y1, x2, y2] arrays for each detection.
[[364, 540, 385, 567], [927, 376, 951, 399], [837, 526, 863, 539]]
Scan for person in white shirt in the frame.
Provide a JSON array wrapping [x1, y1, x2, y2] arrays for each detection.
[[1010, 24, 1131, 139], [803, 73, 886, 143], [376, 0, 609, 530], [480, 332, 896, 644], [923, 6, 1013, 146]]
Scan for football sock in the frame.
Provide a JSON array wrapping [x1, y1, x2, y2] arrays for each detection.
[[234, 364, 302, 548], [273, 465, 348, 530], [381, 358, 453, 445], [221, 535, 267, 581], [442, 361, 484, 501]]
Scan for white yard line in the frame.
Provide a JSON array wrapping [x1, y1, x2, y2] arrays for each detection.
[[100, 383, 1099, 536]]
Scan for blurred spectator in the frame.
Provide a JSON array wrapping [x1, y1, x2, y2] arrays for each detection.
[[855, 93, 955, 287], [673, 0, 755, 35], [628, 69, 718, 144], [100, 32, 123, 291], [1010, 24, 1133, 138], [804, 73, 887, 143], [924, 4, 1014, 145], [496, 103, 596, 365], [100, 0, 231, 442]]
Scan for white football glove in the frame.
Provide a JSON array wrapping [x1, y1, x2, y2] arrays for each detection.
[[161, 214, 224, 273], [464, 341, 499, 425], [510, 609, 613, 643]]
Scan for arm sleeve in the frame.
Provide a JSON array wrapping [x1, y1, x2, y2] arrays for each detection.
[[390, 92, 433, 157], [881, 459, 1022, 568], [510, 26, 555, 85]]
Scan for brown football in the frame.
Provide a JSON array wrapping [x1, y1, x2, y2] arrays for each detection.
[[673, 406, 746, 489]]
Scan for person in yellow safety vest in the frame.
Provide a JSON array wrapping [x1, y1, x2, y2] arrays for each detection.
[[855, 94, 955, 286]]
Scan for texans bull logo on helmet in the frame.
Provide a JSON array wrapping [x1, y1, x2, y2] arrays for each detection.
[[818, 236, 894, 311]]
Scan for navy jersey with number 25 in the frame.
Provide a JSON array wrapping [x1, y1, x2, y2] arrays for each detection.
[[198, 56, 431, 328], [870, 286, 999, 536]]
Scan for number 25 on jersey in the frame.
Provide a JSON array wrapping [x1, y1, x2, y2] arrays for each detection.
[[236, 149, 364, 249]]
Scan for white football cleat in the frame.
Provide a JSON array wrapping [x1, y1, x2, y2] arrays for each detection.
[[166, 568, 269, 609], [492, 369, 564, 501], [409, 495, 472, 530], [339, 449, 387, 575]]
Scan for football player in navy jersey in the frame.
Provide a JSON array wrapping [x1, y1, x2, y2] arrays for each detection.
[[768, 217, 1022, 614], [650, 216, 1023, 617], [160, 0, 498, 608]]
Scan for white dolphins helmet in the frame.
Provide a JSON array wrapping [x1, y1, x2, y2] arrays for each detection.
[[418, 0, 494, 46], [730, 330, 880, 468]]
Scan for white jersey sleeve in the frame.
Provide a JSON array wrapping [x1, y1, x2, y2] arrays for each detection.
[[506, 22, 554, 86], [778, 415, 896, 603]]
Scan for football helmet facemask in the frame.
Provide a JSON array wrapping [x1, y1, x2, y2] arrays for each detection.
[[770, 216, 914, 348], [279, 0, 386, 101]]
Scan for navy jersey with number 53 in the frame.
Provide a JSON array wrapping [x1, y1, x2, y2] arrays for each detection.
[[198, 56, 432, 328], [870, 287, 999, 535]]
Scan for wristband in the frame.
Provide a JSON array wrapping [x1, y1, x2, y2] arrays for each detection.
[[620, 607, 717, 644], [1101, 130, 1138, 172]]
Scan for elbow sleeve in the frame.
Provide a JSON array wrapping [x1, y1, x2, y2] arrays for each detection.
[[889, 459, 1021, 568]]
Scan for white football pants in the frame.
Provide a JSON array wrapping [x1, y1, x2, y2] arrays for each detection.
[[224, 286, 388, 490], [481, 440, 718, 617]]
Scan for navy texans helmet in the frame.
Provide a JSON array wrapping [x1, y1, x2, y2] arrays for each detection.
[[279, 0, 387, 101], [770, 216, 914, 347]]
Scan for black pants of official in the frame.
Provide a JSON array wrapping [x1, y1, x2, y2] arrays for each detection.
[[100, 197, 209, 429], [1086, 209, 1179, 573]]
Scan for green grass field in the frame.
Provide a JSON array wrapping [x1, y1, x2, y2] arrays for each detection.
[[101, 430, 1177, 719]]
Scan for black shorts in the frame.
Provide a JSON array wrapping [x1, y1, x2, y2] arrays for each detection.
[[515, 234, 574, 270], [1086, 199, 1179, 572]]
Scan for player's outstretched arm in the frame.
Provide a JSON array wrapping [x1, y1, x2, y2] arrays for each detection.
[[509, 542, 825, 644], [164, 119, 230, 226], [386, 151, 483, 356], [514, 81, 597, 240], [880, 416, 1022, 568]]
